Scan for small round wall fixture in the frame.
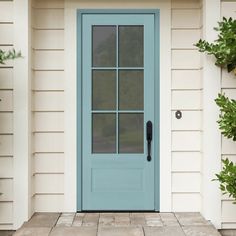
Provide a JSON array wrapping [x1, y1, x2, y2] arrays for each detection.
[[175, 110, 182, 119]]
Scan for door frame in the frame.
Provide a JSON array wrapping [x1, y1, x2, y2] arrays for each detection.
[[77, 9, 160, 211]]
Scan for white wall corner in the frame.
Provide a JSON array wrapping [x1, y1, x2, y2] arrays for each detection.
[[64, 0, 77, 212], [159, 0, 172, 212], [13, 0, 32, 230], [202, 0, 221, 229]]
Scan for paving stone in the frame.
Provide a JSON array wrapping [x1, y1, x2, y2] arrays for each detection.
[[159, 213, 179, 226], [56, 213, 75, 227], [98, 226, 143, 236], [144, 226, 185, 236], [72, 214, 85, 227], [146, 219, 163, 227], [175, 212, 211, 226], [76, 213, 85, 217], [114, 216, 130, 226], [130, 216, 146, 226], [144, 213, 160, 218], [83, 214, 99, 226], [219, 229, 236, 236], [99, 216, 115, 226], [13, 227, 51, 236], [183, 226, 221, 236], [23, 213, 60, 228], [50, 226, 97, 236], [0, 231, 15, 236]]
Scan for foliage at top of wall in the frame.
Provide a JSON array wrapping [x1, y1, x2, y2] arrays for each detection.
[[0, 49, 21, 64], [196, 17, 236, 74]]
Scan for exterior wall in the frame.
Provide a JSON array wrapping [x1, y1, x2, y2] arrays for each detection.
[[220, 0, 236, 229], [171, 0, 203, 212], [3, 0, 236, 230], [31, 0, 65, 212], [0, 0, 14, 230], [31, 0, 203, 213]]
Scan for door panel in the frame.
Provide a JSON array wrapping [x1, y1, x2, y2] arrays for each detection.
[[82, 14, 155, 210]]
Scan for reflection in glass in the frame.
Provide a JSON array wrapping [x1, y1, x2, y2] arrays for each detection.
[[119, 113, 144, 153], [92, 70, 116, 110], [119, 26, 144, 67], [119, 70, 144, 110], [92, 113, 116, 153], [92, 26, 116, 67]]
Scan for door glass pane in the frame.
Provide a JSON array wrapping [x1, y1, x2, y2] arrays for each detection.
[[119, 113, 144, 153], [92, 26, 116, 67], [92, 70, 116, 110], [119, 70, 144, 110], [119, 26, 144, 67], [92, 113, 116, 153]]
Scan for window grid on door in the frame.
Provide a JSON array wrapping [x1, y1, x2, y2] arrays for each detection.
[[91, 25, 144, 154]]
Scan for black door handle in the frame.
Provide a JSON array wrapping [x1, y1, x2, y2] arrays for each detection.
[[146, 121, 152, 162]]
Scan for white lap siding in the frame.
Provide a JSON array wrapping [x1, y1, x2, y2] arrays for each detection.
[[32, 0, 65, 212], [220, 1, 236, 229], [0, 0, 14, 230], [171, 0, 203, 212]]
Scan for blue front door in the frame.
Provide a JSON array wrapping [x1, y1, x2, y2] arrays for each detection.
[[81, 13, 157, 210]]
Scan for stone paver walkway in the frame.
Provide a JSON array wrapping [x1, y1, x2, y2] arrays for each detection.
[[13, 212, 221, 236]]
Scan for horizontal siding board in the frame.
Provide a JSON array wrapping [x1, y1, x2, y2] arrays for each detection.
[[172, 193, 201, 212], [32, 0, 64, 9], [34, 132, 64, 152], [34, 9, 64, 29], [35, 194, 64, 212], [172, 110, 201, 130], [34, 112, 64, 132], [222, 88, 236, 101], [33, 30, 64, 50], [34, 71, 64, 91], [222, 201, 236, 223], [172, 131, 201, 151], [0, 24, 13, 45], [221, 2, 236, 18], [172, 50, 201, 69], [0, 68, 13, 89], [172, 29, 201, 49], [172, 172, 201, 192], [34, 91, 64, 111], [221, 70, 236, 88], [172, 70, 202, 89], [34, 153, 64, 173], [172, 152, 201, 172], [222, 136, 236, 155], [0, 157, 13, 178], [0, 136, 13, 156], [0, 179, 13, 201], [172, 9, 201, 28], [35, 174, 64, 194], [0, 91, 13, 111], [172, 90, 202, 110], [0, 202, 13, 224], [0, 2, 13, 22], [0, 113, 12, 134], [33, 51, 64, 70], [172, 0, 200, 9]]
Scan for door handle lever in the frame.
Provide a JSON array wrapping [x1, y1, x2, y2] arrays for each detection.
[[146, 121, 153, 162]]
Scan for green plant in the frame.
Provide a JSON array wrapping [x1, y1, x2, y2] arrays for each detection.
[[195, 17, 236, 73], [0, 49, 22, 64], [215, 93, 236, 141], [213, 158, 236, 204]]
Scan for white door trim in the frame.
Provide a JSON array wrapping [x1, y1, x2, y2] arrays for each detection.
[[64, 0, 172, 212]]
